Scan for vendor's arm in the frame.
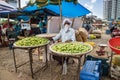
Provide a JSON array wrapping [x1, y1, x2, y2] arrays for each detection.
[[52, 30, 62, 41]]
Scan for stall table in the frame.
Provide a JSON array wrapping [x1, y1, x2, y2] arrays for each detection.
[[36, 33, 57, 39], [36, 33, 57, 61], [49, 42, 93, 80], [12, 41, 49, 78]]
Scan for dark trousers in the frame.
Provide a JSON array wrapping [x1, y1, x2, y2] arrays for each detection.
[[53, 55, 69, 65], [110, 27, 115, 33]]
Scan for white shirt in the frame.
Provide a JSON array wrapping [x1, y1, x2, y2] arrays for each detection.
[[53, 27, 76, 42]]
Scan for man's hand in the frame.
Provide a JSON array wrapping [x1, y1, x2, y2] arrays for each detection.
[[65, 40, 72, 43], [50, 38, 55, 43]]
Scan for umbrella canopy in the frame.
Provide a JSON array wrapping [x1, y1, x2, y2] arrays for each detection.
[[0, 1, 17, 13], [23, 5, 39, 12], [22, 1, 91, 18], [45, 1, 91, 18]]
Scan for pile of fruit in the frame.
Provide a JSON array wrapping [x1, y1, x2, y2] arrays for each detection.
[[51, 42, 92, 54], [85, 42, 95, 47], [115, 46, 120, 49], [15, 37, 49, 47]]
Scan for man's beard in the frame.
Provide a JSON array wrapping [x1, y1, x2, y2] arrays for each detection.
[[64, 26, 69, 33]]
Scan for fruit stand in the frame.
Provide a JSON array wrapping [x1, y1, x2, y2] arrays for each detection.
[[12, 37, 50, 78], [49, 42, 93, 80], [36, 33, 57, 40], [108, 37, 120, 79]]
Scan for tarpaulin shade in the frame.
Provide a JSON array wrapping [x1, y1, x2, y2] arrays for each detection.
[[0, 1, 17, 13], [45, 1, 91, 18], [18, 16, 30, 21], [23, 5, 39, 12]]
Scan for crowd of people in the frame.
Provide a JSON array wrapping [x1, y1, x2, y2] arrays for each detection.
[[0, 18, 47, 47], [108, 20, 120, 37]]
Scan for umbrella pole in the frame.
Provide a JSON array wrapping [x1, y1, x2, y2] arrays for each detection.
[[18, 0, 21, 9], [71, 18, 75, 28], [8, 13, 10, 27], [59, 0, 62, 30]]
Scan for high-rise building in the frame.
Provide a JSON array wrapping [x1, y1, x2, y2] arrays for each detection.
[[116, 0, 120, 19], [111, 0, 117, 19], [103, 0, 112, 20], [104, 0, 120, 20]]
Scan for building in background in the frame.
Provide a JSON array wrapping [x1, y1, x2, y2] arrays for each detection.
[[111, 0, 117, 19], [116, 0, 120, 20], [103, 0, 112, 20], [104, 0, 120, 20]]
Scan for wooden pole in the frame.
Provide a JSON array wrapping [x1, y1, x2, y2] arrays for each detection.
[[71, 18, 75, 28], [59, 0, 62, 30], [18, 0, 21, 9], [8, 13, 10, 27]]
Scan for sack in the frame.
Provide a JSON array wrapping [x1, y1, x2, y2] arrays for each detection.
[[75, 30, 83, 42], [112, 55, 120, 66], [78, 28, 88, 36], [75, 29, 87, 42], [79, 31, 87, 42]]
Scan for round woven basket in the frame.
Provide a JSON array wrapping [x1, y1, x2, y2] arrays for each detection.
[[49, 42, 93, 56], [13, 39, 50, 49]]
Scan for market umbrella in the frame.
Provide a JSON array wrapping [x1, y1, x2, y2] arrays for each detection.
[[0, 1, 17, 13], [45, 1, 91, 18], [28, 0, 78, 7]]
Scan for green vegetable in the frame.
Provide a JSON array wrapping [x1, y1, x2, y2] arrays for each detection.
[[15, 37, 49, 46], [52, 42, 91, 54]]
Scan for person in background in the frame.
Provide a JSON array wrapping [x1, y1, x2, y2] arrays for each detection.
[[0, 25, 2, 46], [39, 20, 44, 33], [109, 21, 115, 33], [82, 21, 93, 34]]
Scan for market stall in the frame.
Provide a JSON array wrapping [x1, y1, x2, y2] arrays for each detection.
[[108, 37, 120, 79], [12, 37, 50, 78], [49, 42, 93, 80]]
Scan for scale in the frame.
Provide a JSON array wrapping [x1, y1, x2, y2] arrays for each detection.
[[96, 44, 107, 56]]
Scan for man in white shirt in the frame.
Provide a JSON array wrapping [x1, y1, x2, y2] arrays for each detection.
[[52, 18, 76, 65], [53, 18, 76, 42]]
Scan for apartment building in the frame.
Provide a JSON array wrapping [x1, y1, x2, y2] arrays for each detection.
[[104, 0, 120, 20]]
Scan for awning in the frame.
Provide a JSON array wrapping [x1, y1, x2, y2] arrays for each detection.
[[0, 1, 17, 13], [45, 1, 91, 18]]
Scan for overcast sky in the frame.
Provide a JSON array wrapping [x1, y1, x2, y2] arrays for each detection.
[[78, 0, 103, 19]]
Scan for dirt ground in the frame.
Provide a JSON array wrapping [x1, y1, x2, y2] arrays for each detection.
[[0, 27, 112, 80]]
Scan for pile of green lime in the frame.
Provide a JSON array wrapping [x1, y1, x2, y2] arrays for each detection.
[[15, 37, 49, 47], [52, 42, 91, 54]]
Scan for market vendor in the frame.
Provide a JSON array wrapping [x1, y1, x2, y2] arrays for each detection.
[[52, 18, 76, 65], [52, 18, 76, 42]]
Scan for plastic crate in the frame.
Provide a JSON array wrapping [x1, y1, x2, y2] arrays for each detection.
[[106, 30, 111, 34], [86, 55, 109, 76], [80, 60, 101, 80]]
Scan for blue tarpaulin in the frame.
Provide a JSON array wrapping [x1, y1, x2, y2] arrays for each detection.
[[45, 1, 91, 18], [20, 1, 91, 20], [17, 16, 30, 21], [23, 5, 39, 12]]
